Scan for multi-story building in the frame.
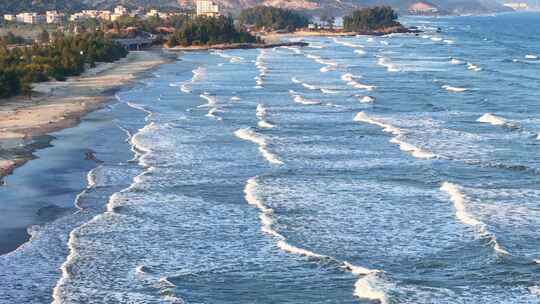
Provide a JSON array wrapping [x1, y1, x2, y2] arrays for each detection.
[[196, 0, 220, 17], [16, 13, 45, 24], [46, 11, 64, 24]]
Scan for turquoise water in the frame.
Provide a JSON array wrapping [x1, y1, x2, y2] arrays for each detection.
[[1, 13, 540, 303]]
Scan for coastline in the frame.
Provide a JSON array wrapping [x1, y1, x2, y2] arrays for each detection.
[[0, 49, 173, 181], [165, 41, 308, 51]]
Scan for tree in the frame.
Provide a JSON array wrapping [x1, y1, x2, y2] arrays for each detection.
[[343, 6, 400, 32], [237, 6, 310, 32], [38, 29, 50, 44]]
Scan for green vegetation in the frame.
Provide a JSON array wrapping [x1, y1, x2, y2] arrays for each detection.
[[237, 6, 310, 32], [0, 0, 86, 14], [167, 16, 257, 47], [343, 6, 400, 32], [0, 32, 29, 45], [0, 32, 127, 99]]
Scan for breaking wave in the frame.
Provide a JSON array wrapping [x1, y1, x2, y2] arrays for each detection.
[[354, 112, 437, 159], [243, 177, 388, 304], [234, 129, 283, 165], [440, 182, 509, 255]]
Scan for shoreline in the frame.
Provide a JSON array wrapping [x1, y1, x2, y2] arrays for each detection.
[[165, 41, 308, 51], [0, 49, 174, 182]]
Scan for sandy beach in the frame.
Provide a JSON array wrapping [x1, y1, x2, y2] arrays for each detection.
[[0, 50, 171, 180]]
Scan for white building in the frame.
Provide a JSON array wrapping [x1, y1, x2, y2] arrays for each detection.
[[196, 0, 220, 17], [46, 11, 64, 24], [16, 13, 45, 24], [114, 5, 128, 16], [503, 2, 529, 10], [3, 14, 15, 22]]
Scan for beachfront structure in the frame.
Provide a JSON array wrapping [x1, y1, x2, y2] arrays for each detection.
[[15, 13, 45, 24], [3, 14, 15, 22], [196, 0, 220, 17], [46, 11, 64, 24], [503, 2, 529, 10]]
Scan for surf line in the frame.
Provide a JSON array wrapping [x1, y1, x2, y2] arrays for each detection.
[[440, 182, 509, 256], [52, 103, 183, 304], [243, 177, 389, 304], [353, 112, 438, 160]]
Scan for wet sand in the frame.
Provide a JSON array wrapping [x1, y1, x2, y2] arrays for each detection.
[[0, 50, 171, 181]]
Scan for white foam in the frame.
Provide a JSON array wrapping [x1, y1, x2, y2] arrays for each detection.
[[477, 113, 507, 126], [230, 96, 241, 101], [256, 104, 267, 118], [199, 93, 217, 107], [354, 112, 437, 159], [440, 182, 509, 255], [205, 108, 223, 121], [354, 49, 366, 56], [291, 77, 302, 84], [359, 96, 375, 103], [258, 120, 275, 129], [302, 83, 319, 90], [305, 54, 321, 60], [389, 137, 437, 159], [244, 176, 389, 303], [353, 273, 389, 304], [444, 39, 455, 44], [536, 133, 540, 140], [525, 54, 538, 60], [234, 129, 283, 165], [442, 85, 468, 93], [467, 63, 482, 72], [377, 57, 400, 72], [341, 73, 375, 90], [333, 38, 365, 48], [180, 83, 191, 93], [450, 58, 462, 65], [289, 90, 321, 105], [431, 37, 443, 42], [320, 66, 336, 73], [191, 67, 206, 82], [321, 88, 339, 94]]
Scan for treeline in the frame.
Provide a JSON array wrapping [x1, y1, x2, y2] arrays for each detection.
[[167, 16, 257, 47], [237, 6, 310, 32], [0, 32, 127, 98], [343, 6, 401, 32]]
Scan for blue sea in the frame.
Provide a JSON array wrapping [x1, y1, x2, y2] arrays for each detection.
[[1, 12, 540, 304]]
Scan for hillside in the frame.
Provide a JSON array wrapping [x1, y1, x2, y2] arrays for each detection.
[[0, 0, 511, 15]]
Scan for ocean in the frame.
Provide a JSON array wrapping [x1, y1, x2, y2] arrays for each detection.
[[1, 12, 540, 304]]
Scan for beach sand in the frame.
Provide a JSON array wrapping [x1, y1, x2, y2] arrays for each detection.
[[0, 50, 171, 180]]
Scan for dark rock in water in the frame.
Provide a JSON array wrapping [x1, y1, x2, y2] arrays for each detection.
[[85, 149, 104, 163]]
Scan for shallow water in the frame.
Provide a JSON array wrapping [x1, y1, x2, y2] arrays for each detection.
[[1, 12, 540, 303]]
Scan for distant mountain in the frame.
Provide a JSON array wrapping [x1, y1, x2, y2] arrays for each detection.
[[0, 0, 511, 16]]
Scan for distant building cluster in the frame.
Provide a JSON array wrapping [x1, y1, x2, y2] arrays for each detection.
[[408, 2, 439, 14], [3, 4, 198, 25], [196, 0, 220, 17]]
